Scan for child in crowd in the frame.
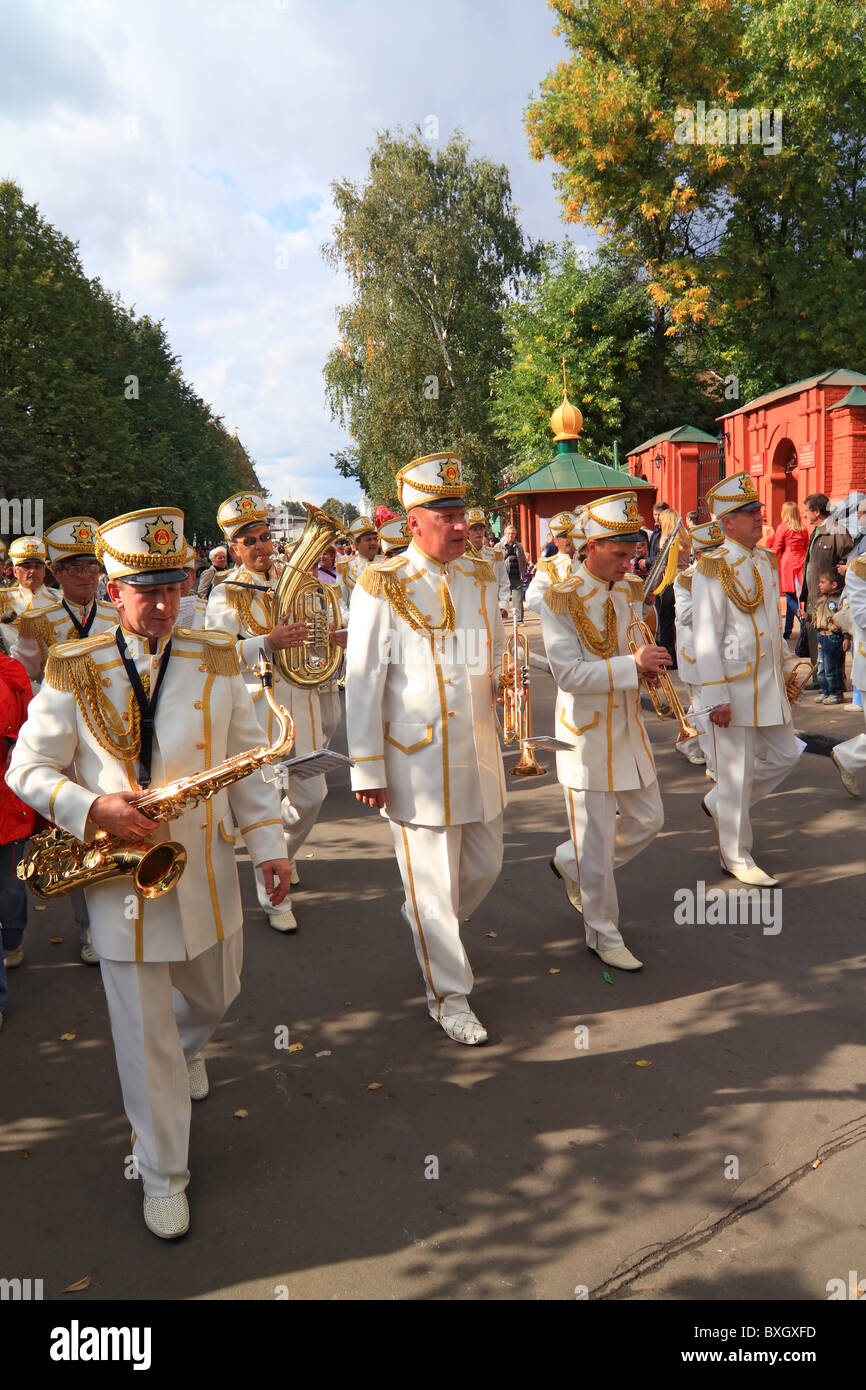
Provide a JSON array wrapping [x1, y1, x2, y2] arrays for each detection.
[[813, 571, 852, 705]]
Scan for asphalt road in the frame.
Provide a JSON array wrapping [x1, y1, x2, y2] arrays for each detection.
[[2, 616, 865, 1301]]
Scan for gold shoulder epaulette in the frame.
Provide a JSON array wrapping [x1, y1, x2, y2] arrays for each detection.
[[762, 548, 779, 571], [358, 556, 408, 598], [696, 552, 729, 580], [675, 571, 693, 593], [15, 612, 54, 645], [543, 575, 581, 614], [849, 554, 866, 582], [463, 543, 482, 560], [174, 627, 240, 675], [465, 555, 495, 582], [43, 632, 116, 692], [539, 558, 559, 581]]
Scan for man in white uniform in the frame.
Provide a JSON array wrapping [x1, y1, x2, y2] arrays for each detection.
[[465, 508, 510, 615], [7, 507, 289, 1238], [346, 453, 507, 1045], [206, 492, 327, 933], [693, 472, 802, 887], [830, 553, 866, 796], [1, 536, 58, 618], [672, 518, 725, 769], [337, 517, 379, 621], [540, 491, 670, 971], [524, 510, 582, 614]]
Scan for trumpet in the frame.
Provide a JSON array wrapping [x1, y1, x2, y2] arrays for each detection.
[[784, 658, 817, 704], [626, 614, 700, 745], [500, 608, 547, 776]]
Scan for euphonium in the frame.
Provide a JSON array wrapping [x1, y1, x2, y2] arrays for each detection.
[[271, 502, 345, 688], [17, 655, 295, 901], [626, 614, 700, 746]]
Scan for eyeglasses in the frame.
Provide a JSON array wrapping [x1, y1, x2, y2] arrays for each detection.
[[60, 561, 101, 576], [237, 531, 271, 547]]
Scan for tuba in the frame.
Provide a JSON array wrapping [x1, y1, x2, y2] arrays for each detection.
[[271, 503, 345, 688], [17, 655, 295, 901]]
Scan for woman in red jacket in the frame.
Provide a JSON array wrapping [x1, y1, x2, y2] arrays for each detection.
[[772, 501, 809, 639], [0, 654, 36, 1026]]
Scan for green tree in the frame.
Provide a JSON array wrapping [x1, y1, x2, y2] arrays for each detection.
[[490, 243, 719, 476], [320, 496, 360, 524], [322, 128, 542, 505]]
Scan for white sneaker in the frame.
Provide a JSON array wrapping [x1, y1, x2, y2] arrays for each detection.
[[550, 855, 582, 912], [591, 944, 644, 971], [268, 903, 297, 933], [143, 1192, 189, 1239], [3, 945, 23, 969], [438, 1010, 488, 1046], [79, 928, 99, 966], [187, 1055, 209, 1100], [831, 748, 860, 798]]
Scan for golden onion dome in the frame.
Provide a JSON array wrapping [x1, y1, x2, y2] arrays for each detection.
[[550, 390, 583, 442]]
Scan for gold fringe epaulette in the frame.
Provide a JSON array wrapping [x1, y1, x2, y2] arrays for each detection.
[[467, 557, 495, 583], [543, 576, 582, 614], [463, 543, 482, 559], [43, 633, 115, 692], [696, 552, 729, 580], [175, 628, 240, 676], [762, 548, 779, 572], [359, 557, 407, 598], [539, 559, 560, 582], [850, 554, 866, 581], [15, 612, 53, 646], [675, 571, 693, 593]]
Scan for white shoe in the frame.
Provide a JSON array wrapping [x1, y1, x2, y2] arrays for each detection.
[[438, 1010, 488, 1046], [701, 795, 718, 825], [79, 928, 99, 965], [3, 945, 23, 969], [831, 748, 860, 799], [550, 855, 582, 912], [268, 903, 297, 933], [143, 1192, 189, 1239], [290, 862, 300, 886], [188, 1055, 209, 1100], [591, 945, 643, 971], [720, 859, 777, 888]]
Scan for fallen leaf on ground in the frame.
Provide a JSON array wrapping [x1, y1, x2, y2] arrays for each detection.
[[486, 931, 498, 938], [49, 936, 64, 944], [34, 904, 47, 911], [636, 1059, 652, 1067], [811, 1158, 822, 1169], [287, 1042, 303, 1053], [60, 1033, 76, 1041], [20, 1150, 29, 1158], [548, 967, 560, 975], [315, 1050, 331, 1058], [602, 972, 614, 985], [343, 1000, 352, 1006], [62, 1276, 92, 1293], [367, 1082, 383, 1091], [233, 1109, 249, 1119]]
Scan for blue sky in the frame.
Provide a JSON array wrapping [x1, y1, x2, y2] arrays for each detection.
[[0, 0, 591, 509]]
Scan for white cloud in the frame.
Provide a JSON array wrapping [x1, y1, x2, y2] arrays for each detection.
[[1, 0, 591, 512]]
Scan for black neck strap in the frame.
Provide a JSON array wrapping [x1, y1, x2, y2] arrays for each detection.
[[115, 631, 172, 789], [62, 599, 97, 640]]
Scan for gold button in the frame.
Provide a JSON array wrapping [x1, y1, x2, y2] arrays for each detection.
[[196, 741, 205, 749], [102, 678, 111, 688], [447, 711, 455, 718], [122, 713, 130, 723], [194, 701, 203, 710], [199, 664, 207, 672]]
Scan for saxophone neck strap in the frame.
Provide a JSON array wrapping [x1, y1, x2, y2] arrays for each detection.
[[115, 631, 173, 789]]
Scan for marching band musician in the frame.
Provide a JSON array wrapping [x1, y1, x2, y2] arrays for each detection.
[[346, 453, 507, 1045], [7, 507, 290, 1238], [693, 473, 802, 887], [830, 553, 866, 797], [524, 510, 582, 614], [2, 536, 58, 615], [540, 491, 670, 971], [337, 516, 380, 621], [205, 492, 328, 933], [10, 518, 118, 965], [672, 518, 726, 770], [465, 507, 510, 616]]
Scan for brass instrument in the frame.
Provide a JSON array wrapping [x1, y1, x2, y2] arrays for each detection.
[[642, 514, 685, 601], [784, 658, 817, 704], [626, 614, 700, 745], [500, 608, 546, 776], [17, 654, 295, 901], [271, 503, 345, 688]]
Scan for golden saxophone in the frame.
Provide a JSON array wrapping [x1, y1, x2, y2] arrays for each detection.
[[17, 655, 295, 901]]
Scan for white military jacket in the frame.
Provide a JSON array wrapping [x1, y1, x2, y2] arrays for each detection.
[[7, 625, 286, 963], [692, 538, 794, 727], [10, 598, 117, 683], [345, 541, 507, 827], [0, 583, 59, 617], [205, 563, 323, 756], [475, 543, 511, 611], [525, 550, 578, 615], [674, 565, 697, 677], [843, 554, 866, 691], [539, 562, 656, 793], [337, 554, 370, 623]]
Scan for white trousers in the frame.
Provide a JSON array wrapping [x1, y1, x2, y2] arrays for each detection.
[[389, 815, 503, 1020], [319, 689, 342, 746], [254, 771, 327, 912], [704, 724, 801, 870], [556, 781, 664, 952], [99, 933, 243, 1197], [832, 694, 866, 776]]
